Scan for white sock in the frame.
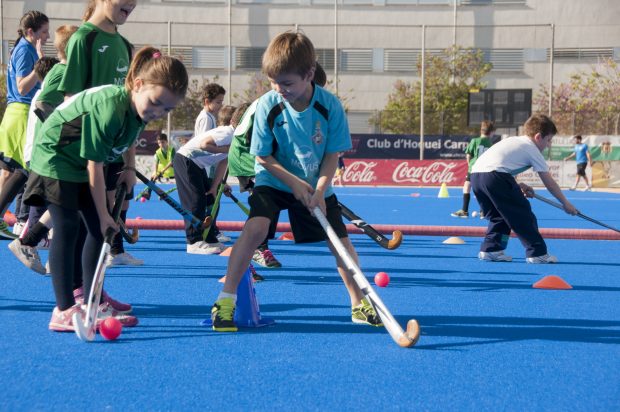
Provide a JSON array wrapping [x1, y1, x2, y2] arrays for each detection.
[[217, 292, 237, 303]]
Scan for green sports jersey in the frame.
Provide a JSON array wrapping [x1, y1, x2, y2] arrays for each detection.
[[37, 63, 66, 108], [30, 85, 145, 183], [59, 22, 132, 94], [228, 99, 258, 177], [465, 135, 493, 172]]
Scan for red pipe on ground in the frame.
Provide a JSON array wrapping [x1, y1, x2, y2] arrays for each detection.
[[124, 219, 620, 241]]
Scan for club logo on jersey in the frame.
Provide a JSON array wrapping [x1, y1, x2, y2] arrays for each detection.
[[98, 45, 109, 53], [311, 121, 323, 144], [107, 146, 128, 163], [116, 60, 129, 74], [291, 146, 320, 173]]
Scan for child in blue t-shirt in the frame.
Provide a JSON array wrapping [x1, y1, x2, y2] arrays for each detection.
[[210, 31, 382, 332], [0, 11, 48, 173], [563, 135, 592, 191]]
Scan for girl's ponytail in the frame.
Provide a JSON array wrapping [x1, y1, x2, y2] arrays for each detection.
[[12, 11, 49, 55], [125, 46, 188, 98]]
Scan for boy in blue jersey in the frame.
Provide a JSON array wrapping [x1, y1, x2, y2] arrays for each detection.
[[210, 31, 382, 332], [563, 135, 592, 191]]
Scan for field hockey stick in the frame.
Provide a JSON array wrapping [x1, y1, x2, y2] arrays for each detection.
[[312, 207, 420, 348], [533, 193, 620, 233], [129, 167, 209, 230], [162, 186, 177, 196], [134, 168, 169, 201], [338, 202, 403, 250], [226, 192, 250, 216], [119, 220, 139, 244], [73, 184, 127, 342], [202, 171, 228, 240]]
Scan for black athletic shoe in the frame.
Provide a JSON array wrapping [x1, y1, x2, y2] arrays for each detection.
[[249, 264, 265, 282], [351, 298, 383, 327], [211, 298, 238, 332]]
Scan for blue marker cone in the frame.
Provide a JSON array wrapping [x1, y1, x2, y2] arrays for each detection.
[[202, 267, 275, 328]]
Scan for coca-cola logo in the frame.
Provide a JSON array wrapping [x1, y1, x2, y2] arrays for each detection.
[[342, 161, 377, 183], [392, 161, 457, 184]]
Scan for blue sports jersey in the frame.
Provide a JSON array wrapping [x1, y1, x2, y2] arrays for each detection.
[[7, 37, 40, 104], [574, 143, 589, 164], [251, 86, 351, 197]]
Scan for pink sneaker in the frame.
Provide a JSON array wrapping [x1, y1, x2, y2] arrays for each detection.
[[49, 304, 84, 332], [73, 287, 85, 305], [73, 287, 132, 314], [102, 290, 133, 314], [95, 302, 138, 328]]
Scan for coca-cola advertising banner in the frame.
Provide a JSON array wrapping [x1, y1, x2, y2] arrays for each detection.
[[335, 159, 469, 187], [347, 134, 471, 159]]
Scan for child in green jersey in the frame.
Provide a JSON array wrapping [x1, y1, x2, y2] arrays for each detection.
[[23, 46, 188, 332], [451, 120, 496, 219]]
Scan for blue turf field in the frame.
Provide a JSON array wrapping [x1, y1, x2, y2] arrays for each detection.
[[1, 186, 619, 411]]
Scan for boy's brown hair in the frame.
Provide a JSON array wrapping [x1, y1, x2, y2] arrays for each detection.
[[231, 102, 252, 129], [34, 56, 60, 80], [313, 61, 327, 87], [523, 114, 557, 138], [201, 83, 226, 103], [217, 105, 236, 127], [54, 25, 78, 61], [480, 120, 495, 136], [262, 31, 316, 79]]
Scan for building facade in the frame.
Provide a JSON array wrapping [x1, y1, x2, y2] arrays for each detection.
[[1, 0, 619, 132]]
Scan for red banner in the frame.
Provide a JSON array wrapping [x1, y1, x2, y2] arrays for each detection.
[[335, 159, 468, 187]]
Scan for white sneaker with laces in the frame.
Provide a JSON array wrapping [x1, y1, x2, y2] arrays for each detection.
[[37, 236, 51, 250], [108, 252, 144, 266], [186, 241, 225, 255], [216, 233, 232, 243], [8, 238, 46, 274], [478, 250, 513, 262], [526, 254, 558, 264], [12, 221, 26, 236]]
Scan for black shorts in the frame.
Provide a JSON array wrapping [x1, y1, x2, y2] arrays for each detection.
[[23, 172, 93, 210], [576, 163, 587, 177], [465, 172, 471, 182], [0, 153, 22, 172], [104, 162, 134, 200], [248, 185, 347, 243]]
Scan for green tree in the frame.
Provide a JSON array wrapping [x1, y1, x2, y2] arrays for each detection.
[[372, 46, 492, 135], [534, 58, 620, 134]]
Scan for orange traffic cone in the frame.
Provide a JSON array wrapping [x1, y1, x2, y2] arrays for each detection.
[[279, 232, 294, 241], [3, 210, 16, 225], [532, 275, 572, 290]]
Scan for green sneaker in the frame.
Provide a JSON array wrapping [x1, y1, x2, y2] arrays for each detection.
[[351, 298, 383, 327], [0, 219, 18, 240], [211, 297, 238, 332]]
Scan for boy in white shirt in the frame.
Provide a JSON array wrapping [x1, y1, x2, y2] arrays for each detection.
[[471, 114, 578, 264], [174, 105, 237, 254]]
